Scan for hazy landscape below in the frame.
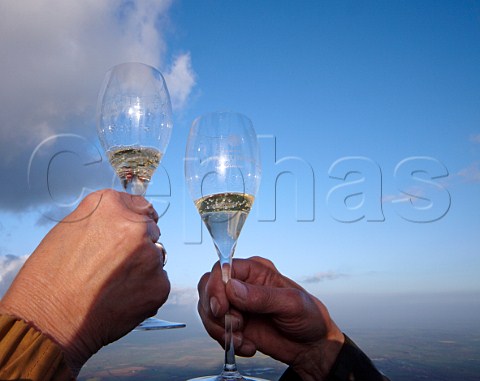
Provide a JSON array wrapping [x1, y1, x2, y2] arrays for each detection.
[[78, 293, 480, 381]]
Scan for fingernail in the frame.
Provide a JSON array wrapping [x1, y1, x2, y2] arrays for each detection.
[[231, 279, 248, 301], [230, 315, 241, 331], [210, 297, 220, 317]]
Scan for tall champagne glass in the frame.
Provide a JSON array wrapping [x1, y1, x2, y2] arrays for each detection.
[[96, 62, 184, 330], [185, 112, 266, 381]]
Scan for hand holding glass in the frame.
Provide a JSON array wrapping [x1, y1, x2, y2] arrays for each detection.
[[96, 62, 184, 330], [185, 112, 265, 380]]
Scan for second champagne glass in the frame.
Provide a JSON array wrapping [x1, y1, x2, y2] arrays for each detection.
[[185, 112, 266, 381], [96, 62, 184, 330]]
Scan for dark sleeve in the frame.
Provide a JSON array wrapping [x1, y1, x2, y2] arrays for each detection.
[[279, 334, 390, 381], [279, 366, 302, 381]]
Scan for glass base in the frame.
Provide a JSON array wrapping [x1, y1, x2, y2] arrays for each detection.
[[188, 372, 269, 381], [188, 377, 269, 381], [133, 317, 186, 331]]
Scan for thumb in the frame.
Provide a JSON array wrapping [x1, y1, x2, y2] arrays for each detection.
[[227, 279, 303, 317]]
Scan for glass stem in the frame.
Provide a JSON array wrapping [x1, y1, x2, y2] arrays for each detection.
[[220, 256, 239, 375], [224, 312, 237, 372]]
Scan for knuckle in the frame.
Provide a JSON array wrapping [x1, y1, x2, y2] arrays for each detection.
[[211, 261, 221, 272], [83, 189, 121, 213], [95, 188, 118, 204], [250, 256, 277, 270], [197, 272, 210, 292], [282, 288, 309, 314]]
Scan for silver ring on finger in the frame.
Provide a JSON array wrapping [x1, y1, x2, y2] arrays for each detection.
[[155, 242, 167, 267]]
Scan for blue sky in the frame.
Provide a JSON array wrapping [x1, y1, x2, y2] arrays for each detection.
[[165, 0, 480, 297], [1, 0, 479, 329]]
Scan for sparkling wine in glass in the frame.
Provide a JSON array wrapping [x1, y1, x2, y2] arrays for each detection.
[[96, 62, 184, 330], [185, 112, 266, 381]]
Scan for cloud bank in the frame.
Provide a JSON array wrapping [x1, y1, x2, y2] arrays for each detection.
[[0, 255, 28, 297], [0, 256, 198, 305], [166, 286, 198, 306], [0, 0, 195, 213]]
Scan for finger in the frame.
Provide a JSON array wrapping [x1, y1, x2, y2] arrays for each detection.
[[197, 299, 225, 347], [199, 279, 229, 319], [248, 256, 278, 270], [230, 257, 279, 280], [146, 219, 161, 243], [197, 272, 225, 319], [121, 193, 159, 222], [126, 246, 171, 319], [235, 338, 257, 357], [226, 279, 306, 317], [197, 300, 244, 350], [197, 270, 243, 325], [137, 241, 166, 276], [198, 272, 212, 317], [197, 291, 243, 331], [154, 269, 170, 307], [148, 268, 171, 308], [198, 262, 229, 318], [231, 257, 302, 290], [143, 268, 170, 316]]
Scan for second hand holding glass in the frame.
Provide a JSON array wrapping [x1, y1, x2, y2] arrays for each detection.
[[96, 62, 185, 330], [185, 112, 266, 381]]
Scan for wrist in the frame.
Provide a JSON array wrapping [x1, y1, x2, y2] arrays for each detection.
[[325, 334, 388, 381], [290, 323, 344, 381]]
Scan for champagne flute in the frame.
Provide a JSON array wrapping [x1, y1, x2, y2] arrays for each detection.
[[96, 62, 184, 330], [185, 112, 266, 381]]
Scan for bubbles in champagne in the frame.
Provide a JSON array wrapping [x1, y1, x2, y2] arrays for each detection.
[[195, 193, 254, 262], [195, 192, 254, 214], [107, 146, 163, 195]]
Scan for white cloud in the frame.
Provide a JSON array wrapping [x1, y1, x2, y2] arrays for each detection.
[[0, 0, 196, 212], [298, 271, 346, 284], [0, 255, 28, 298], [166, 286, 198, 306], [164, 53, 197, 110], [457, 162, 480, 183], [381, 185, 427, 204], [469, 134, 480, 144]]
